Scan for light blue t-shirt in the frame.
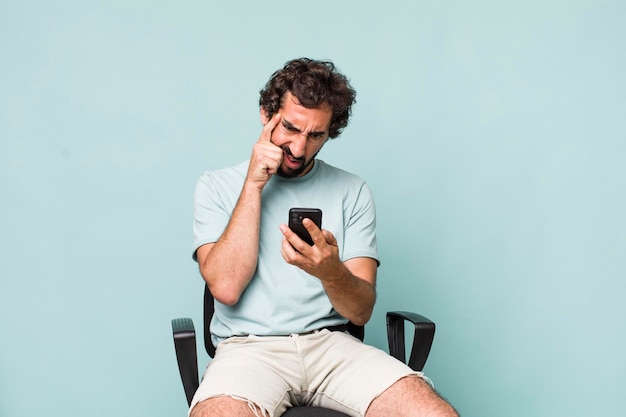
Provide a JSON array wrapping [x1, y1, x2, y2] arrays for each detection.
[[193, 159, 379, 345]]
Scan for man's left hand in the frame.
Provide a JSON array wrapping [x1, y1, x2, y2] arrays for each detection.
[[279, 219, 343, 282]]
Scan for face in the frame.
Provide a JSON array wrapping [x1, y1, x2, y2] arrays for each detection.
[[262, 92, 332, 178]]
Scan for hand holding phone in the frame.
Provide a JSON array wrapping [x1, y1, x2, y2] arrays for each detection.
[[288, 208, 322, 246]]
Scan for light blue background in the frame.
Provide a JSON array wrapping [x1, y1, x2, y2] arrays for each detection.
[[1, 1, 624, 416]]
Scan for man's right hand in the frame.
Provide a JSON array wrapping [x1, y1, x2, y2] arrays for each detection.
[[247, 112, 283, 189], [199, 112, 283, 305]]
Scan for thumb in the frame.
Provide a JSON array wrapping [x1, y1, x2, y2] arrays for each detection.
[[322, 229, 337, 246]]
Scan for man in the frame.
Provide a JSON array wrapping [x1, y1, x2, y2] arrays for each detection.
[[191, 58, 458, 417]]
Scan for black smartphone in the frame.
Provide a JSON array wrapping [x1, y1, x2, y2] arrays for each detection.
[[288, 208, 322, 246]]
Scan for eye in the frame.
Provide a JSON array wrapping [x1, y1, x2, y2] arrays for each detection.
[[308, 133, 325, 141], [282, 123, 299, 133]]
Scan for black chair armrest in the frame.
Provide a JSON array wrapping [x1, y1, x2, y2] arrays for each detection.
[[386, 311, 435, 372], [172, 317, 199, 406]]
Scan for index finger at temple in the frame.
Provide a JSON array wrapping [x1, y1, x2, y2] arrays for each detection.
[[260, 113, 282, 143]]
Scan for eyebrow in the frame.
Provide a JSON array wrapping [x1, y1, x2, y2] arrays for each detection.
[[282, 118, 327, 137]]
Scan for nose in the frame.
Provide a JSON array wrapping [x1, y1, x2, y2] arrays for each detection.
[[289, 134, 307, 158]]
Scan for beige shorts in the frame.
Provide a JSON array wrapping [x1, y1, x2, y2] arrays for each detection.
[[189, 329, 421, 417]]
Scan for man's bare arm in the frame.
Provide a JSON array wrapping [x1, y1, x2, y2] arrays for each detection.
[[197, 113, 283, 305], [279, 220, 377, 325]]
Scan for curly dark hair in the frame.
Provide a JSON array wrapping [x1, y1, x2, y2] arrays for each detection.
[[259, 58, 357, 139]]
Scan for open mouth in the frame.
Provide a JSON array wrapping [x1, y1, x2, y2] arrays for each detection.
[[283, 152, 304, 169]]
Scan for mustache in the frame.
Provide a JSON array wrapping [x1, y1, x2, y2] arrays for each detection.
[[281, 145, 305, 162]]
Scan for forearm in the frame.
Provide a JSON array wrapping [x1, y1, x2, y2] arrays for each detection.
[[279, 222, 378, 325], [321, 261, 377, 326], [198, 113, 283, 304], [199, 183, 262, 305]]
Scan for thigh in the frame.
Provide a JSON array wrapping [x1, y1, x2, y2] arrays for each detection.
[[301, 331, 419, 416], [190, 396, 258, 417], [366, 376, 458, 417], [189, 335, 302, 417]]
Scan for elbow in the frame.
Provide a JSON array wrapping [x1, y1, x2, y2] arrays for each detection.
[[199, 268, 242, 306], [205, 280, 241, 306], [212, 290, 240, 306], [351, 294, 376, 326], [346, 306, 374, 327], [350, 312, 372, 327]]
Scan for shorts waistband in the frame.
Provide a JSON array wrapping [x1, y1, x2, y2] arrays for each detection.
[[298, 323, 349, 336], [234, 324, 350, 339]]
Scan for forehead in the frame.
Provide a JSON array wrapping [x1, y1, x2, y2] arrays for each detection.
[[280, 92, 332, 130]]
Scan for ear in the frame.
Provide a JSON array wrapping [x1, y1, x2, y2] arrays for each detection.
[[260, 107, 269, 124]]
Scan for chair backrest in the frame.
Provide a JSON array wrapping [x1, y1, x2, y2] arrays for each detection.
[[202, 285, 364, 358]]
